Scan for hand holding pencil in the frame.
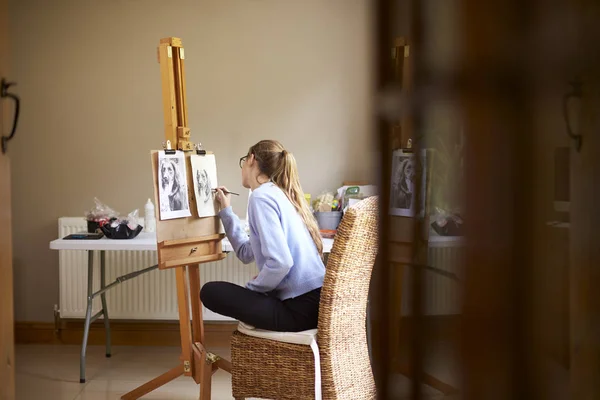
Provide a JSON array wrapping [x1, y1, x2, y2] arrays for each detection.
[[213, 186, 237, 210]]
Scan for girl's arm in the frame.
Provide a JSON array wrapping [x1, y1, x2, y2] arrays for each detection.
[[245, 196, 293, 293], [219, 206, 255, 264]]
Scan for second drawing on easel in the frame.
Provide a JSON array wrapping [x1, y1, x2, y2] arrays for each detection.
[[158, 151, 192, 220], [390, 149, 427, 217], [190, 154, 219, 217]]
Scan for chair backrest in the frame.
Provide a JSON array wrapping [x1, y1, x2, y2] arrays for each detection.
[[317, 195, 379, 398]]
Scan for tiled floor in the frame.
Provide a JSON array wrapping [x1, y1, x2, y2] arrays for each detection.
[[14, 338, 571, 400], [15, 344, 458, 399], [15, 345, 234, 400]]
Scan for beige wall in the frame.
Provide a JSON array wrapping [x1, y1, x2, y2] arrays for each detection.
[[9, 0, 375, 322]]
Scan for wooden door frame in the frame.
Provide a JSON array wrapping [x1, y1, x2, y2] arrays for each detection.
[[0, 0, 15, 397], [0, 156, 15, 400]]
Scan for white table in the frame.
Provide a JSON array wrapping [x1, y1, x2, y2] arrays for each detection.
[[49, 231, 333, 383], [49, 232, 334, 253]]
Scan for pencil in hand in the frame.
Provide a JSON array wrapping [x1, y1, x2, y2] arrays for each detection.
[[212, 188, 240, 196]]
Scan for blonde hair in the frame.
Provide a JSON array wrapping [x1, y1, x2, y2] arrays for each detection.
[[248, 140, 324, 257]]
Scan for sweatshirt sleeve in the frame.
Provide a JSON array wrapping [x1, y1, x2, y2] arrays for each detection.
[[218, 206, 254, 264], [245, 196, 294, 293]]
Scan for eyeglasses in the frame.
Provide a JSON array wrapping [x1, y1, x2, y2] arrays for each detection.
[[239, 155, 248, 168]]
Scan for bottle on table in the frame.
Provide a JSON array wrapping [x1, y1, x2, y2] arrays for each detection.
[[144, 198, 156, 233]]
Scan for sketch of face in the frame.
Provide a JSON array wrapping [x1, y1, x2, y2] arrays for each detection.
[[161, 160, 176, 193], [196, 169, 211, 204], [404, 160, 415, 184], [160, 159, 184, 211], [392, 158, 415, 195]]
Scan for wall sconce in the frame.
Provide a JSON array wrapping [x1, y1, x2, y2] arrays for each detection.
[[1, 78, 20, 154]]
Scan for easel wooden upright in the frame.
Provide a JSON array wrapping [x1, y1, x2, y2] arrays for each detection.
[[388, 37, 459, 396], [121, 37, 232, 400]]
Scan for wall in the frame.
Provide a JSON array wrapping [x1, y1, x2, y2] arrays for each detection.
[[8, 0, 375, 322]]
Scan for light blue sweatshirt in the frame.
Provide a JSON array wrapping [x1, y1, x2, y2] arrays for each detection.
[[218, 182, 325, 300]]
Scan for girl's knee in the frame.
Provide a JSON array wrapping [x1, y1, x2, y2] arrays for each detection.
[[200, 281, 221, 307]]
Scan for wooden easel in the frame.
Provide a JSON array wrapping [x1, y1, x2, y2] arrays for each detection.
[[388, 37, 459, 396], [121, 37, 232, 400], [390, 37, 412, 151]]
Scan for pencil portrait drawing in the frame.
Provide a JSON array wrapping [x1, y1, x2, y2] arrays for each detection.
[[190, 154, 220, 217], [390, 149, 427, 217], [157, 151, 191, 220]]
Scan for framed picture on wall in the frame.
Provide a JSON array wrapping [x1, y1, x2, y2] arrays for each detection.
[[389, 149, 428, 217]]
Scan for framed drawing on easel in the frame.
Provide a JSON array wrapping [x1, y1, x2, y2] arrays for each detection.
[[151, 150, 225, 268], [190, 153, 220, 218], [157, 150, 192, 220], [389, 148, 428, 217]]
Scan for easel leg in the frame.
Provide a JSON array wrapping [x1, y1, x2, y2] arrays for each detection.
[[391, 263, 404, 368], [120, 364, 184, 400], [396, 364, 460, 396], [391, 263, 459, 395], [120, 267, 194, 398], [188, 265, 204, 344], [175, 267, 193, 376], [100, 250, 111, 358], [80, 250, 94, 383], [200, 358, 212, 400], [215, 358, 231, 373], [190, 263, 212, 399]]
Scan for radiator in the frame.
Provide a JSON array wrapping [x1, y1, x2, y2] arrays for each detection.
[[400, 242, 465, 316], [58, 217, 255, 321], [58, 218, 464, 320]]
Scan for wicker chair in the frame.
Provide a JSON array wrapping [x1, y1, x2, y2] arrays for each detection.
[[231, 196, 379, 400]]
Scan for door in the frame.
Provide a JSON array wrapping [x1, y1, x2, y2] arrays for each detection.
[[569, 76, 600, 400], [569, 1, 600, 394], [0, 0, 15, 397], [372, 0, 600, 398]]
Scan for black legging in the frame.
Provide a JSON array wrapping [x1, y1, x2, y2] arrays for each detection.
[[200, 282, 321, 332]]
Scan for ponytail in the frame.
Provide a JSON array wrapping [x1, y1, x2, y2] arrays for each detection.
[[274, 151, 324, 257], [249, 141, 324, 257]]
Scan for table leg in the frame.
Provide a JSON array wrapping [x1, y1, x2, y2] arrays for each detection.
[[80, 250, 94, 383], [100, 250, 111, 358]]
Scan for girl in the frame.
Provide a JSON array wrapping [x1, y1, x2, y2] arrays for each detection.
[[200, 140, 325, 332]]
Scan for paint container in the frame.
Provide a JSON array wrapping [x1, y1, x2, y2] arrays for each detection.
[[314, 211, 343, 231]]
